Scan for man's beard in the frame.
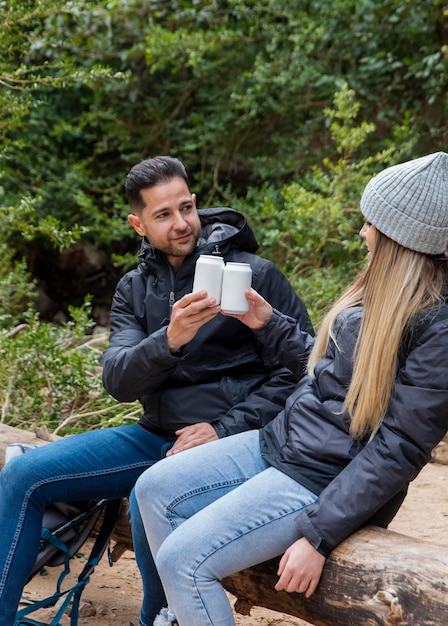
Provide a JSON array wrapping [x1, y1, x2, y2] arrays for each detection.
[[165, 232, 199, 257]]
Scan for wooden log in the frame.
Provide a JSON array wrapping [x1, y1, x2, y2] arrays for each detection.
[[108, 499, 448, 625], [110, 498, 448, 625], [222, 526, 448, 625], [107, 498, 134, 561], [432, 440, 448, 464], [0, 423, 57, 467], [1, 424, 447, 624]]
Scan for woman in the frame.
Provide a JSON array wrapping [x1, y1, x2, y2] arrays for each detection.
[[135, 152, 448, 626]]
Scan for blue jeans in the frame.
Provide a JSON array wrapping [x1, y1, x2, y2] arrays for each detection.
[[0, 424, 173, 626], [135, 430, 318, 626]]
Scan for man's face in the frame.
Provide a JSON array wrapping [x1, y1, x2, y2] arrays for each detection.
[[128, 177, 201, 271]]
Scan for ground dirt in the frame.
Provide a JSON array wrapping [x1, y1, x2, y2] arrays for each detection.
[[20, 461, 448, 626]]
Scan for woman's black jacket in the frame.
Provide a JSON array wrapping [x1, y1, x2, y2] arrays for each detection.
[[256, 304, 448, 556]]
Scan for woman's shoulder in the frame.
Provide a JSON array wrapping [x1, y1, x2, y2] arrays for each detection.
[[334, 306, 363, 332], [411, 301, 448, 345]]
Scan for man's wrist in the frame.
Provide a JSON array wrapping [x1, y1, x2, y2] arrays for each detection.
[[170, 346, 187, 357]]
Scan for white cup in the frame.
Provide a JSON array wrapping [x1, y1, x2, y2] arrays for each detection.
[[221, 262, 252, 313], [192, 255, 225, 303]]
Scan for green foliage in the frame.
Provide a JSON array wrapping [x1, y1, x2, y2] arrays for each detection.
[[135, 0, 447, 195], [0, 302, 140, 435], [1, 193, 88, 252], [0, 243, 36, 329], [0, 1, 120, 145], [2, 0, 447, 266], [240, 83, 415, 323], [0, 191, 91, 328], [0, 0, 129, 258]]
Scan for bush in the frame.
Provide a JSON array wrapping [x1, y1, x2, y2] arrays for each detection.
[[0, 303, 140, 435], [238, 83, 415, 323], [0, 198, 139, 435]]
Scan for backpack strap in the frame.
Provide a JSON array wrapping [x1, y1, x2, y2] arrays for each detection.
[[14, 499, 122, 626], [70, 499, 122, 623]]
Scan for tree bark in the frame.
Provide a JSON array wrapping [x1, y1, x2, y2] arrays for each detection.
[[222, 526, 448, 625]]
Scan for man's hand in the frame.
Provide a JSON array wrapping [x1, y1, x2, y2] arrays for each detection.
[[275, 536, 325, 597], [166, 423, 219, 456], [166, 291, 221, 353], [221, 288, 273, 329]]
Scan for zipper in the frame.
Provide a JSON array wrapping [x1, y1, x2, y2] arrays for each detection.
[[169, 291, 175, 317], [166, 261, 176, 320]]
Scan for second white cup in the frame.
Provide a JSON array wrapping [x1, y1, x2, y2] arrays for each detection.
[[220, 262, 252, 314]]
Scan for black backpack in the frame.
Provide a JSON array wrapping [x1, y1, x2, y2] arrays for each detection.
[[15, 498, 122, 626], [7, 446, 122, 626]]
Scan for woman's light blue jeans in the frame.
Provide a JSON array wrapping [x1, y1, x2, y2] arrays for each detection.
[[0, 424, 173, 626], [135, 430, 318, 626]]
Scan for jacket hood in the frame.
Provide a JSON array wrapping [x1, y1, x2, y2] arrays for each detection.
[[137, 207, 259, 266], [197, 207, 259, 253]]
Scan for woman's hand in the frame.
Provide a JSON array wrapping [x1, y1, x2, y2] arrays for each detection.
[[221, 288, 273, 329], [275, 537, 326, 597]]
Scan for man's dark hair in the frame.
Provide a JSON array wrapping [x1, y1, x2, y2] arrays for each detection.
[[125, 156, 191, 212]]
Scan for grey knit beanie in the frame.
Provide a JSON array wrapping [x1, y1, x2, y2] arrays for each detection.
[[360, 152, 448, 254]]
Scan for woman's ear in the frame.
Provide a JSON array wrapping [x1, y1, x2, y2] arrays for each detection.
[[128, 213, 145, 237]]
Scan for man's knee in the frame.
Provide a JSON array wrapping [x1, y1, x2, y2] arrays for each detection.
[[0, 454, 35, 499]]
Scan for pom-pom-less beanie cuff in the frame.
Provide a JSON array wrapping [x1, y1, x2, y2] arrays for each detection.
[[360, 152, 448, 255]]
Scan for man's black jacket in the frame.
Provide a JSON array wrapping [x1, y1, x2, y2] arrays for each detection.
[[102, 208, 314, 439]]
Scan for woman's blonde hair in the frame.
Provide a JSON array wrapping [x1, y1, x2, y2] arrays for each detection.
[[307, 230, 448, 439]]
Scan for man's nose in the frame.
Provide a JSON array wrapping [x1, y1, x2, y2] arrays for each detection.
[[173, 212, 188, 229]]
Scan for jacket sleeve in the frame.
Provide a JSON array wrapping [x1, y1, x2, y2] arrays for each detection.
[[102, 275, 185, 403], [213, 261, 315, 437], [253, 309, 315, 379], [295, 319, 448, 557]]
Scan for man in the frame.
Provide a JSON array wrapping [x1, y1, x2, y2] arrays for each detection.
[[0, 156, 313, 626]]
